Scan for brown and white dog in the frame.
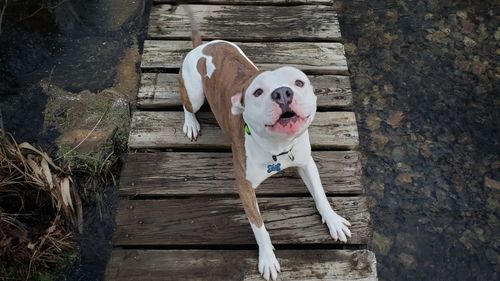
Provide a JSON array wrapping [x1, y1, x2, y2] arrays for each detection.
[[178, 32, 351, 281]]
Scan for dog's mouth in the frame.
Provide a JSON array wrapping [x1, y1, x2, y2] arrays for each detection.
[[266, 110, 303, 127]]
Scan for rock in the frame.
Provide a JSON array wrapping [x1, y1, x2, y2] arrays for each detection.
[[484, 177, 500, 190], [344, 42, 358, 55], [371, 132, 389, 146], [448, 14, 458, 26], [385, 111, 405, 128], [398, 253, 416, 269], [385, 10, 399, 24], [463, 36, 477, 48], [41, 83, 130, 153], [471, 60, 487, 76], [396, 173, 413, 184], [372, 231, 393, 256], [366, 115, 382, 130], [391, 146, 406, 162]]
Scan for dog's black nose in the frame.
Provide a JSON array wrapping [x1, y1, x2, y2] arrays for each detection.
[[271, 87, 294, 105]]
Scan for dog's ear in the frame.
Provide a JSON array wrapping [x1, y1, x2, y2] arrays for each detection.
[[231, 92, 245, 115]]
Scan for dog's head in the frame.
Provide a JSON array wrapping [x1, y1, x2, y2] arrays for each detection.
[[231, 66, 316, 139]]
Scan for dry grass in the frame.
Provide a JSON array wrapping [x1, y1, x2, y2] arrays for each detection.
[[0, 134, 82, 280]]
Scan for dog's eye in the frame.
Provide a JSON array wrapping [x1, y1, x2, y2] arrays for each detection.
[[253, 89, 263, 97], [295, 80, 304, 88]]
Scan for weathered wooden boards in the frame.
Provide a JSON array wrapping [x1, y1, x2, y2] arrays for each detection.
[[113, 197, 370, 246], [149, 5, 341, 41], [154, 0, 335, 5], [138, 73, 352, 109], [128, 111, 358, 150], [142, 40, 348, 75], [119, 151, 362, 196], [107, 1, 377, 279], [106, 249, 377, 281]]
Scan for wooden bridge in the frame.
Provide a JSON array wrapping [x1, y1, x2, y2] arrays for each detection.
[[105, 0, 377, 280]]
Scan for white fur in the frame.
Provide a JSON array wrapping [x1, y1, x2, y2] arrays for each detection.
[[241, 66, 317, 138], [297, 156, 352, 242], [182, 108, 200, 140], [251, 223, 280, 281]]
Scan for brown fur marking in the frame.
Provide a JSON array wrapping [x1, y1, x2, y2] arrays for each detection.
[[195, 42, 263, 226]]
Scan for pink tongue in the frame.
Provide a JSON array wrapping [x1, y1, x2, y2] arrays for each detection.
[[278, 115, 298, 126], [273, 116, 304, 135]]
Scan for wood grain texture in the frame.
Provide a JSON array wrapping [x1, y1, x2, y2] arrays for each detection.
[[149, 5, 341, 41], [154, 0, 335, 5], [119, 151, 362, 196], [138, 73, 352, 110], [128, 111, 359, 150], [141, 40, 348, 75], [113, 197, 370, 246], [106, 249, 377, 281]]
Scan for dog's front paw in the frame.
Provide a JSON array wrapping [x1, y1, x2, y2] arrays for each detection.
[[182, 112, 200, 141], [321, 209, 352, 242], [258, 249, 280, 281]]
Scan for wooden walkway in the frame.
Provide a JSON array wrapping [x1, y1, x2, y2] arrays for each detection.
[[105, 1, 377, 280]]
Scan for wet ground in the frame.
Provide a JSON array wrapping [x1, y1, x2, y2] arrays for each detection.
[[0, 0, 149, 279], [339, 1, 499, 280]]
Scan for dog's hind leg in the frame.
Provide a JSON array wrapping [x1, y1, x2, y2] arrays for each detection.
[[178, 66, 204, 141]]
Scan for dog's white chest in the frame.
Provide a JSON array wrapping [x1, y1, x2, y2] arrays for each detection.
[[244, 131, 311, 188]]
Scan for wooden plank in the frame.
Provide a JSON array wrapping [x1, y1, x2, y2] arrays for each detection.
[[154, 0, 335, 5], [106, 249, 377, 281], [128, 111, 358, 150], [138, 73, 352, 110], [141, 40, 347, 75], [120, 151, 362, 196], [113, 197, 370, 246], [149, 5, 341, 42]]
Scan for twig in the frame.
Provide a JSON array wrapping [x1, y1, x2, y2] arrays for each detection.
[[54, 106, 110, 161], [17, 0, 69, 22], [0, 0, 7, 35]]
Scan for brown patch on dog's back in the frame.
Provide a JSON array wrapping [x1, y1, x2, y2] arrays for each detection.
[[197, 42, 263, 226]]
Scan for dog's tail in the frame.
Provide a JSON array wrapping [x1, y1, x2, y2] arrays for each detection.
[[182, 5, 202, 48]]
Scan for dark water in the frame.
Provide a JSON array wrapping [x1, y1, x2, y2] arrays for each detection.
[[0, 0, 147, 146], [339, 1, 499, 280], [0, 0, 149, 280]]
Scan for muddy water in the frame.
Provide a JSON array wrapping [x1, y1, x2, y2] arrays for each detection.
[[0, 0, 150, 279], [339, 1, 499, 280]]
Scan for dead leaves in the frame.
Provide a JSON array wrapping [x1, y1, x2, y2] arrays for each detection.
[[1, 135, 82, 229], [1, 135, 83, 280]]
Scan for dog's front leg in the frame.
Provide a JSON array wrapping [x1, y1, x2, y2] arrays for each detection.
[[237, 180, 280, 281], [297, 156, 352, 242]]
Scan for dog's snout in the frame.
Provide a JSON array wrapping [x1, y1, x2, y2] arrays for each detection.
[[271, 87, 293, 105]]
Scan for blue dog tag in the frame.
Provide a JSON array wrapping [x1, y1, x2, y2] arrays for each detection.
[[267, 163, 281, 173]]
